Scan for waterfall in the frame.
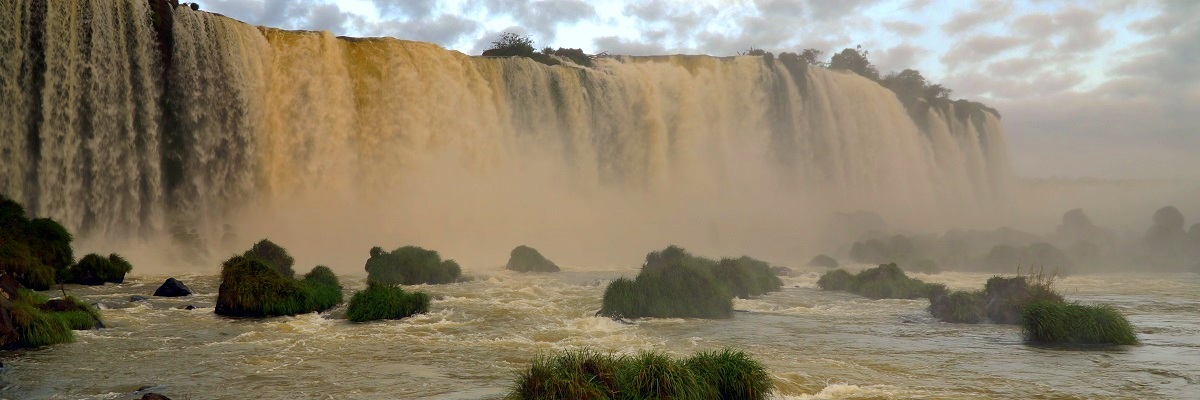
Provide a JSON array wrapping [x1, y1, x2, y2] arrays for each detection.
[[0, 1, 1014, 267]]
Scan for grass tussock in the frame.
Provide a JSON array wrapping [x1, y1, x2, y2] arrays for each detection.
[[816, 263, 938, 299], [345, 283, 430, 322], [507, 348, 772, 400], [928, 290, 987, 323], [365, 246, 462, 285], [215, 256, 342, 317], [64, 253, 133, 285], [243, 239, 296, 278], [1022, 301, 1138, 345], [599, 246, 783, 319], [7, 290, 104, 348]]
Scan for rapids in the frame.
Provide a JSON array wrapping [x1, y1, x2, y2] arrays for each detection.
[[1, 268, 1196, 399]]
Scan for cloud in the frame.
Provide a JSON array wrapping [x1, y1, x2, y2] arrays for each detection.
[[882, 20, 925, 36], [941, 0, 1011, 34]]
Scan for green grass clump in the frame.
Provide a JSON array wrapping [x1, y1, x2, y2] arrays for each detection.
[[600, 246, 784, 319], [365, 246, 462, 285], [507, 348, 772, 400], [7, 290, 104, 348], [243, 239, 296, 278], [506, 245, 561, 272], [713, 257, 783, 299], [928, 290, 987, 323], [1021, 301, 1138, 345], [600, 263, 732, 319], [816, 269, 854, 291], [816, 263, 937, 299], [685, 348, 773, 400], [64, 253, 133, 285], [215, 256, 342, 317], [345, 283, 430, 322], [983, 274, 1063, 324], [24, 263, 57, 290]]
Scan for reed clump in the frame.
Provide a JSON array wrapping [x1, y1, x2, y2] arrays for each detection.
[[507, 348, 772, 400], [1021, 301, 1138, 345], [345, 283, 430, 322]]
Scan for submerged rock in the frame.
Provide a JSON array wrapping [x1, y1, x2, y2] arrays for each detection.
[[153, 278, 192, 297], [141, 393, 172, 400], [130, 295, 148, 302], [770, 266, 795, 276]]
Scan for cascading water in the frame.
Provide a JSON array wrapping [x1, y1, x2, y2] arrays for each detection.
[[1, 0, 1013, 268]]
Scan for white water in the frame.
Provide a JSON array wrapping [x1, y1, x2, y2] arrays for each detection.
[[2, 1, 1012, 269]]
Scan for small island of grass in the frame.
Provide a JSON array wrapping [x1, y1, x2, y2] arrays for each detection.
[[598, 246, 783, 319]]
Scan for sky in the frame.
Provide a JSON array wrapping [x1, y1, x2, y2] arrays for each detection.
[[199, 0, 1199, 180]]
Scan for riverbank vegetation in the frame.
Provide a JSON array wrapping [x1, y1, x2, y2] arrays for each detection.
[[507, 348, 771, 400]]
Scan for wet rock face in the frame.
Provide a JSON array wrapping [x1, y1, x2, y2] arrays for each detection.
[[154, 278, 193, 297]]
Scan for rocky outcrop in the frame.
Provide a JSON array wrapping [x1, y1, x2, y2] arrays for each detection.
[[153, 278, 192, 297]]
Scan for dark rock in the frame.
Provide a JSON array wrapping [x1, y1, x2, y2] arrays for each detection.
[[0, 274, 20, 300], [142, 393, 172, 400], [505, 245, 560, 272], [153, 278, 192, 297], [42, 299, 80, 312], [130, 295, 148, 302], [0, 296, 17, 348], [808, 254, 839, 268], [175, 305, 195, 310]]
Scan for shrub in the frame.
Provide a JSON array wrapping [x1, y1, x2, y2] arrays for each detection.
[[214, 256, 342, 317], [506, 245, 560, 272], [507, 348, 772, 400], [482, 32, 562, 66], [365, 246, 462, 285], [65, 253, 132, 285], [243, 239, 295, 278], [345, 283, 430, 322], [25, 218, 74, 275], [1021, 301, 1138, 345], [543, 47, 594, 67]]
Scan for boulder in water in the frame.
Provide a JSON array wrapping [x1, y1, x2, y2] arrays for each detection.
[[129, 295, 148, 302], [505, 245, 560, 272], [153, 278, 192, 297], [808, 254, 839, 268]]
